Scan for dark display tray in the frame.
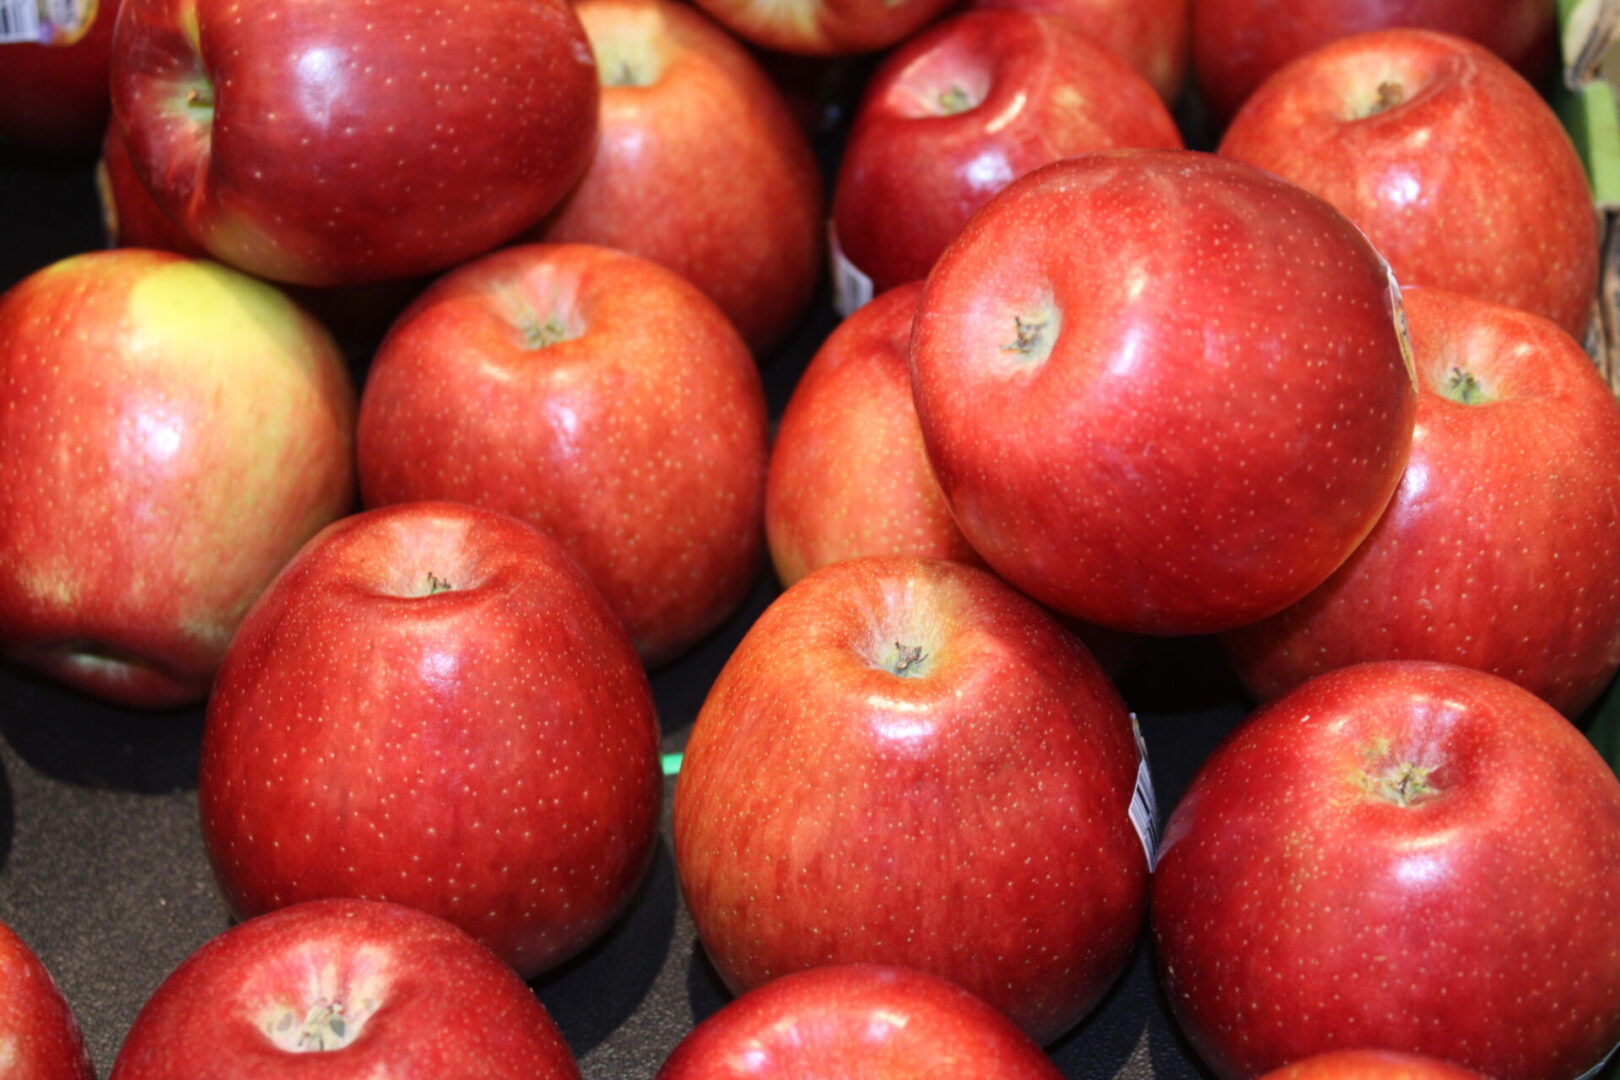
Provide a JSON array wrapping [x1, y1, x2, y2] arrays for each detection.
[[0, 146, 1247, 1079]]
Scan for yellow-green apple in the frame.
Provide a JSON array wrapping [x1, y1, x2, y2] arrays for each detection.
[[673, 556, 1151, 1045], [765, 282, 980, 586], [0, 249, 354, 707], [688, 0, 956, 55], [530, 0, 823, 354], [0, 920, 94, 1080], [198, 501, 662, 979], [831, 8, 1182, 298], [1224, 288, 1620, 718], [1152, 661, 1620, 1080], [356, 243, 768, 666], [910, 150, 1417, 635], [108, 899, 581, 1079], [0, 0, 120, 160], [109, 0, 599, 286], [1219, 30, 1595, 339], [657, 965, 1066, 1079], [1259, 1052, 1487, 1080], [1192, 0, 1556, 121], [967, 0, 1190, 102]]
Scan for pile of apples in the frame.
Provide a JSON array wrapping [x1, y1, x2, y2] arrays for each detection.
[[3, 0, 1620, 1077]]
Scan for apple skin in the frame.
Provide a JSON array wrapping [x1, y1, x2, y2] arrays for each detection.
[[832, 8, 1183, 296], [1258, 1051, 1487, 1080], [0, 248, 355, 707], [198, 501, 663, 980], [108, 899, 581, 1079], [110, 0, 599, 287], [688, 0, 957, 56], [1151, 661, 1620, 1080], [1192, 0, 1556, 121], [673, 555, 1149, 1045], [0, 921, 95, 1080], [1218, 29, 1596, 341], [1224, 288, 1620, 718], [357, 243, 768, 667], [530, 0, 823, 355], [0, 0, 120, 160], [657, 965, 1065, 1079], [765, 282, 982, 587], [96, 120, 207, 254], [967, 0, 1189, 102], [910, 149, 1417, 635]]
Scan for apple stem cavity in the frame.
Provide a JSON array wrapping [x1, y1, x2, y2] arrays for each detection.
[[1366, 761, 1438, 807], [937, 84, 975, 115], [1003, 315, 1050, 358], [265, 999, 366, 1053], [1441, 366, 1488, 405], [891, 641, 928, 677], [522, 316, 571, 350]]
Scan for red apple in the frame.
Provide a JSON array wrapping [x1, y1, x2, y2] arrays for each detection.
[[1218, 29, 1596, 340], [0, 920, 94, 1080], [909, 150, 1417, 635], [109, 899, 581, 1079], [1259, 1051, 1487, 1080], [1192, 0, 1556, 121], [530, 0, 823, 354], [357, 243, 768, 666], [110, 0, 599, 286], [832, 8, 1183, 297], [968, 0, 1190, 102], [688, 0, 957, 55], [96, 121, 206, 254], [0, 248, 354, 707], [766, 281, 981, 586], [198, 501, 663, 979], [0, 0, 120, 159], [673, 555, 1151, 1045], [1224, 288, 1620, 717], [1152, 661, 1620, 1080], [657, 965, 1065, 1079]]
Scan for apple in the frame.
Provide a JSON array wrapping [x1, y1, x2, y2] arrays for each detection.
[[0, 920, 95, 1080], [357, 243, 768, 666], [831, 8, 1183, 297], [765, 281, 981, 586], [657, 965, 1065, 1079], [1218, 29, 1596, 340], [198, 501, 663, 980], [967, 0, 1189, 102], [109, 0, 599, 286], [688, 0, 957, 56], [673, 555, 1151, 1045], [0, 0, 120, 159], [109, 899, 581, 1079], [529, 0, 823, 355], [1192, 0, 1557, 121], [1152, 661, 1620, 1080], [96, 121, 206, 254], [0, 248, 354, 708], [909, 149, 1417, 635], [1259, 1051, 1487, 1080], [1224, 288, 1620, 718]]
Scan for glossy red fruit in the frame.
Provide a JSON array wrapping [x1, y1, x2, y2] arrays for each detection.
[[532, 0, 823, 354], [966, 0, 1190, 102], [357, 243, 768, 666], [910, 149, 1417, 635], [1258, 1051, 1488, 1080], [1225, 288, 1620, 717], [199, 502, 663, 979], [109, 900, 581, 1079], [1153, 661, 1620, 1080], [674, 556, 1150, 1045], [688, 0, 956, 55], [0, 921, 95, 1080], [1219, 29, 1596, 339], [657, 965, 1066, 1079]]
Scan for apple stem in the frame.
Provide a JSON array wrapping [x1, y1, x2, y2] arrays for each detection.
[[892, 642, 927, 676], [186, 86, 213, 110], [1003, 316, 1048, 355], [1371, 80, 1405, 116], [1441, 366, 1486, 405], [937, 85, 974, 115]]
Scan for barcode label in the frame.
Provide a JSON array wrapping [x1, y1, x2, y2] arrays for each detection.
[[828, 220, 874, 317], [0, 0, 42, 43], [1129, 713, 1159, 870], [0, 0, 90, 43]]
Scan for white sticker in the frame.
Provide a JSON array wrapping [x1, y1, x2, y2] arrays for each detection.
[[827, 220, 874, 318], [1129, 713, 1159, 871], [0, 0, 92, 44]]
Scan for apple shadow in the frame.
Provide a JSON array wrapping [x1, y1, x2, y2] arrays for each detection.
[[683, 938, 733, 1027], [534, 836, 679, 1058], [0, 754, 13, 873], [1047, 937, 1154, 1080], [0, 664, 206, 793], [651, 568, 780, 743]]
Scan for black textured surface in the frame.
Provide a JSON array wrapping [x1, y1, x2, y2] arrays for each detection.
[[0, 140, 1243, 1079]]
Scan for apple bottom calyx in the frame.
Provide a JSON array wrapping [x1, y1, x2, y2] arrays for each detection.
[[1358, 758, 1440, 807], [262, 996, 374, 1053], [1440, 367, 1487, 405], [1352, 81, 1408, 120], [890, 641, 927, 676]]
